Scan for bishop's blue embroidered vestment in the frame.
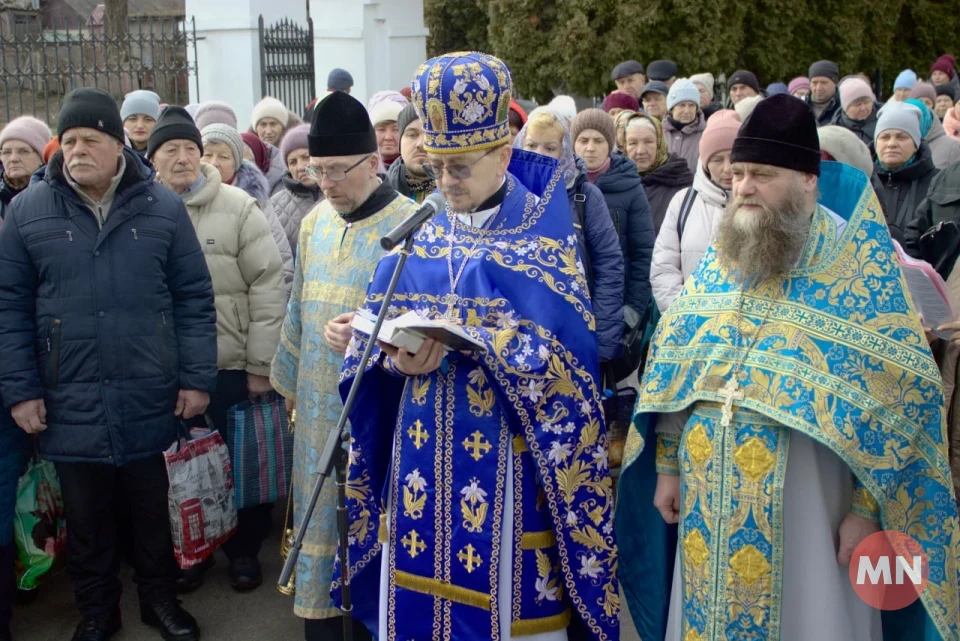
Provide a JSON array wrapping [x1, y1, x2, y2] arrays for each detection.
[[336, 154, 620, 641]]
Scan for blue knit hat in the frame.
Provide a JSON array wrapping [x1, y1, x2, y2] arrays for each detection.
[[667, 79, 701, 111], [766, 82, 789, 96], [327, 68, 354, 92], [894, 69, 917, 92]]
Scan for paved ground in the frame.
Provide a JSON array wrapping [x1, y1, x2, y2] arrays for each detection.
[[13, 525, 641, 640]]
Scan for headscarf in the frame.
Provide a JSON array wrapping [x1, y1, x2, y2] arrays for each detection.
[[904, 98, 935, 138], [241, 131, 271, 175], [614, 110, 669, 175], [512, 107, 578, 189]]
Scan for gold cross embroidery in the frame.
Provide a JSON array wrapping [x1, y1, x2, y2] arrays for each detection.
[[462, 430, 492, 461], [719, 378, 745, 427], [401, 530, 427, 558], [407, 420, 429, 449], [457, 544, 482, 573]]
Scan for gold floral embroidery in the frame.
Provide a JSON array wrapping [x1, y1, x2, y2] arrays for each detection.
[[402, 468, 427, 520], [411, 376, 430, 406], [467, 367, 496, 418], [460, 478, 490, 533]]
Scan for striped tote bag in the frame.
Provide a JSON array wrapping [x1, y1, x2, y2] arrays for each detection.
[[227, 392, 293, 509]]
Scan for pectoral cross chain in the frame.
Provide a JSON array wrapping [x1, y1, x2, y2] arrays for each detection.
[[719, 377, 745, 427]]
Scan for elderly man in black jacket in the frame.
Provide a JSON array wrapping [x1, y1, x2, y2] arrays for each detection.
[[0, 88, 217, 641]]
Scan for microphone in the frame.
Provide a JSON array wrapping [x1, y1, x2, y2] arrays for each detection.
[[381, 193, 446, 251]]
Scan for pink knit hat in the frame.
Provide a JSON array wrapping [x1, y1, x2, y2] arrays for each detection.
[[698, 110, 741, 164], [0, 116, 52, 158], [279, 123, 311, 166], [788, 77, 810, 95], [194, 101, 238, 131], [839, 78, 875, 111], [909, 82, 937, 102]]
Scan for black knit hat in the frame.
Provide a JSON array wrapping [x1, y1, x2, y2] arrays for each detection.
[[728, 70, 761, 93], [397, 103, 420, 137], [731, 94, 820, 176], [935, 83, 957, 99], [808, 60, 840, 84], [57, 87, 124, 143], [146, 106, 202, 159], [647, 60, 678, 82], [308, 90, 377, 157]]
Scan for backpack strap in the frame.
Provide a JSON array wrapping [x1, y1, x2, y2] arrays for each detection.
[[572, 185, 595, 289], [676, 187, 698, 241]]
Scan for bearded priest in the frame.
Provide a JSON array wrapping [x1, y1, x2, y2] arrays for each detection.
[[617, 94, 960, 641]]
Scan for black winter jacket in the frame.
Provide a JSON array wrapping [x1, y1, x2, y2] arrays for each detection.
[[0, 149, 218, 465], [873, 143, 939, 244], [831, 103, 880, 150], [807, 92, 842, 127], [641, 153, 694, 234], [905, 161, 960, 257]]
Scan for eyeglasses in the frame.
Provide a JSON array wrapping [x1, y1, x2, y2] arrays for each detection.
[[421, 148, 497, 181], [304, 154, 372, 182]]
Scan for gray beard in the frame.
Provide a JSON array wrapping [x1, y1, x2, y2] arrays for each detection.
[[715, 180, 813, 287]]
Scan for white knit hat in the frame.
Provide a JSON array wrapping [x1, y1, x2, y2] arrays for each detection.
[[251, 97, 289, 128], [689, 73, 715, 100], [734, 95, 764, 122], [818, 126, 873, 178], [548, 95, 578, 125], [367, 90, 408, 127]]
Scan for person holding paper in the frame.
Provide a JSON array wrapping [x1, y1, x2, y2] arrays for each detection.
[[617, 94, 960, 641], [269, 90, 417, 641], [336, 52, 619, 641]]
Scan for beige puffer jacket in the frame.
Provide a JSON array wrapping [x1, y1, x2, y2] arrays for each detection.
[[651, 162, 728, 312], [181, 163, 286, 375]]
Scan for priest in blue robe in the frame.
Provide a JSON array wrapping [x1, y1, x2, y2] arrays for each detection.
[[334, 52, 620, 641], [618, 94, 960, 641]]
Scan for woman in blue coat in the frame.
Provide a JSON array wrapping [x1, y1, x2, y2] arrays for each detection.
[[513, 108, 625, 362], [571, 109, 656, 317]]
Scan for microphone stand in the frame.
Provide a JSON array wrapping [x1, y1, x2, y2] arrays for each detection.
[[278, 231, 419, 641]]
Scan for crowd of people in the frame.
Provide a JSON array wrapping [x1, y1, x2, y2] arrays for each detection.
[[0, 46, 956, 641]]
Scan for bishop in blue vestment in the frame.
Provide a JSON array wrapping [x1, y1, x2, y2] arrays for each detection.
[[334, 52, 620, 641]]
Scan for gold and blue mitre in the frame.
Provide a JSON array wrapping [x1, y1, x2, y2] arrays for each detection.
[[410, 51, 513, 154]]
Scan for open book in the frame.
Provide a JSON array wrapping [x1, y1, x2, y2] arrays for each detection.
[[351, 310, 486, 354], [894, 241, 955, 340]]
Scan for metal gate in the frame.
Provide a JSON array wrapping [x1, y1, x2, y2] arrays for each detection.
[[0, 16, 199, 127], [258, 16, 315, 114]]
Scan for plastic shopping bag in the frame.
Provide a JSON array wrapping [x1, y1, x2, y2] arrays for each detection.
[[164, 424, 237, 569], [13, 455, 67, 590]]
